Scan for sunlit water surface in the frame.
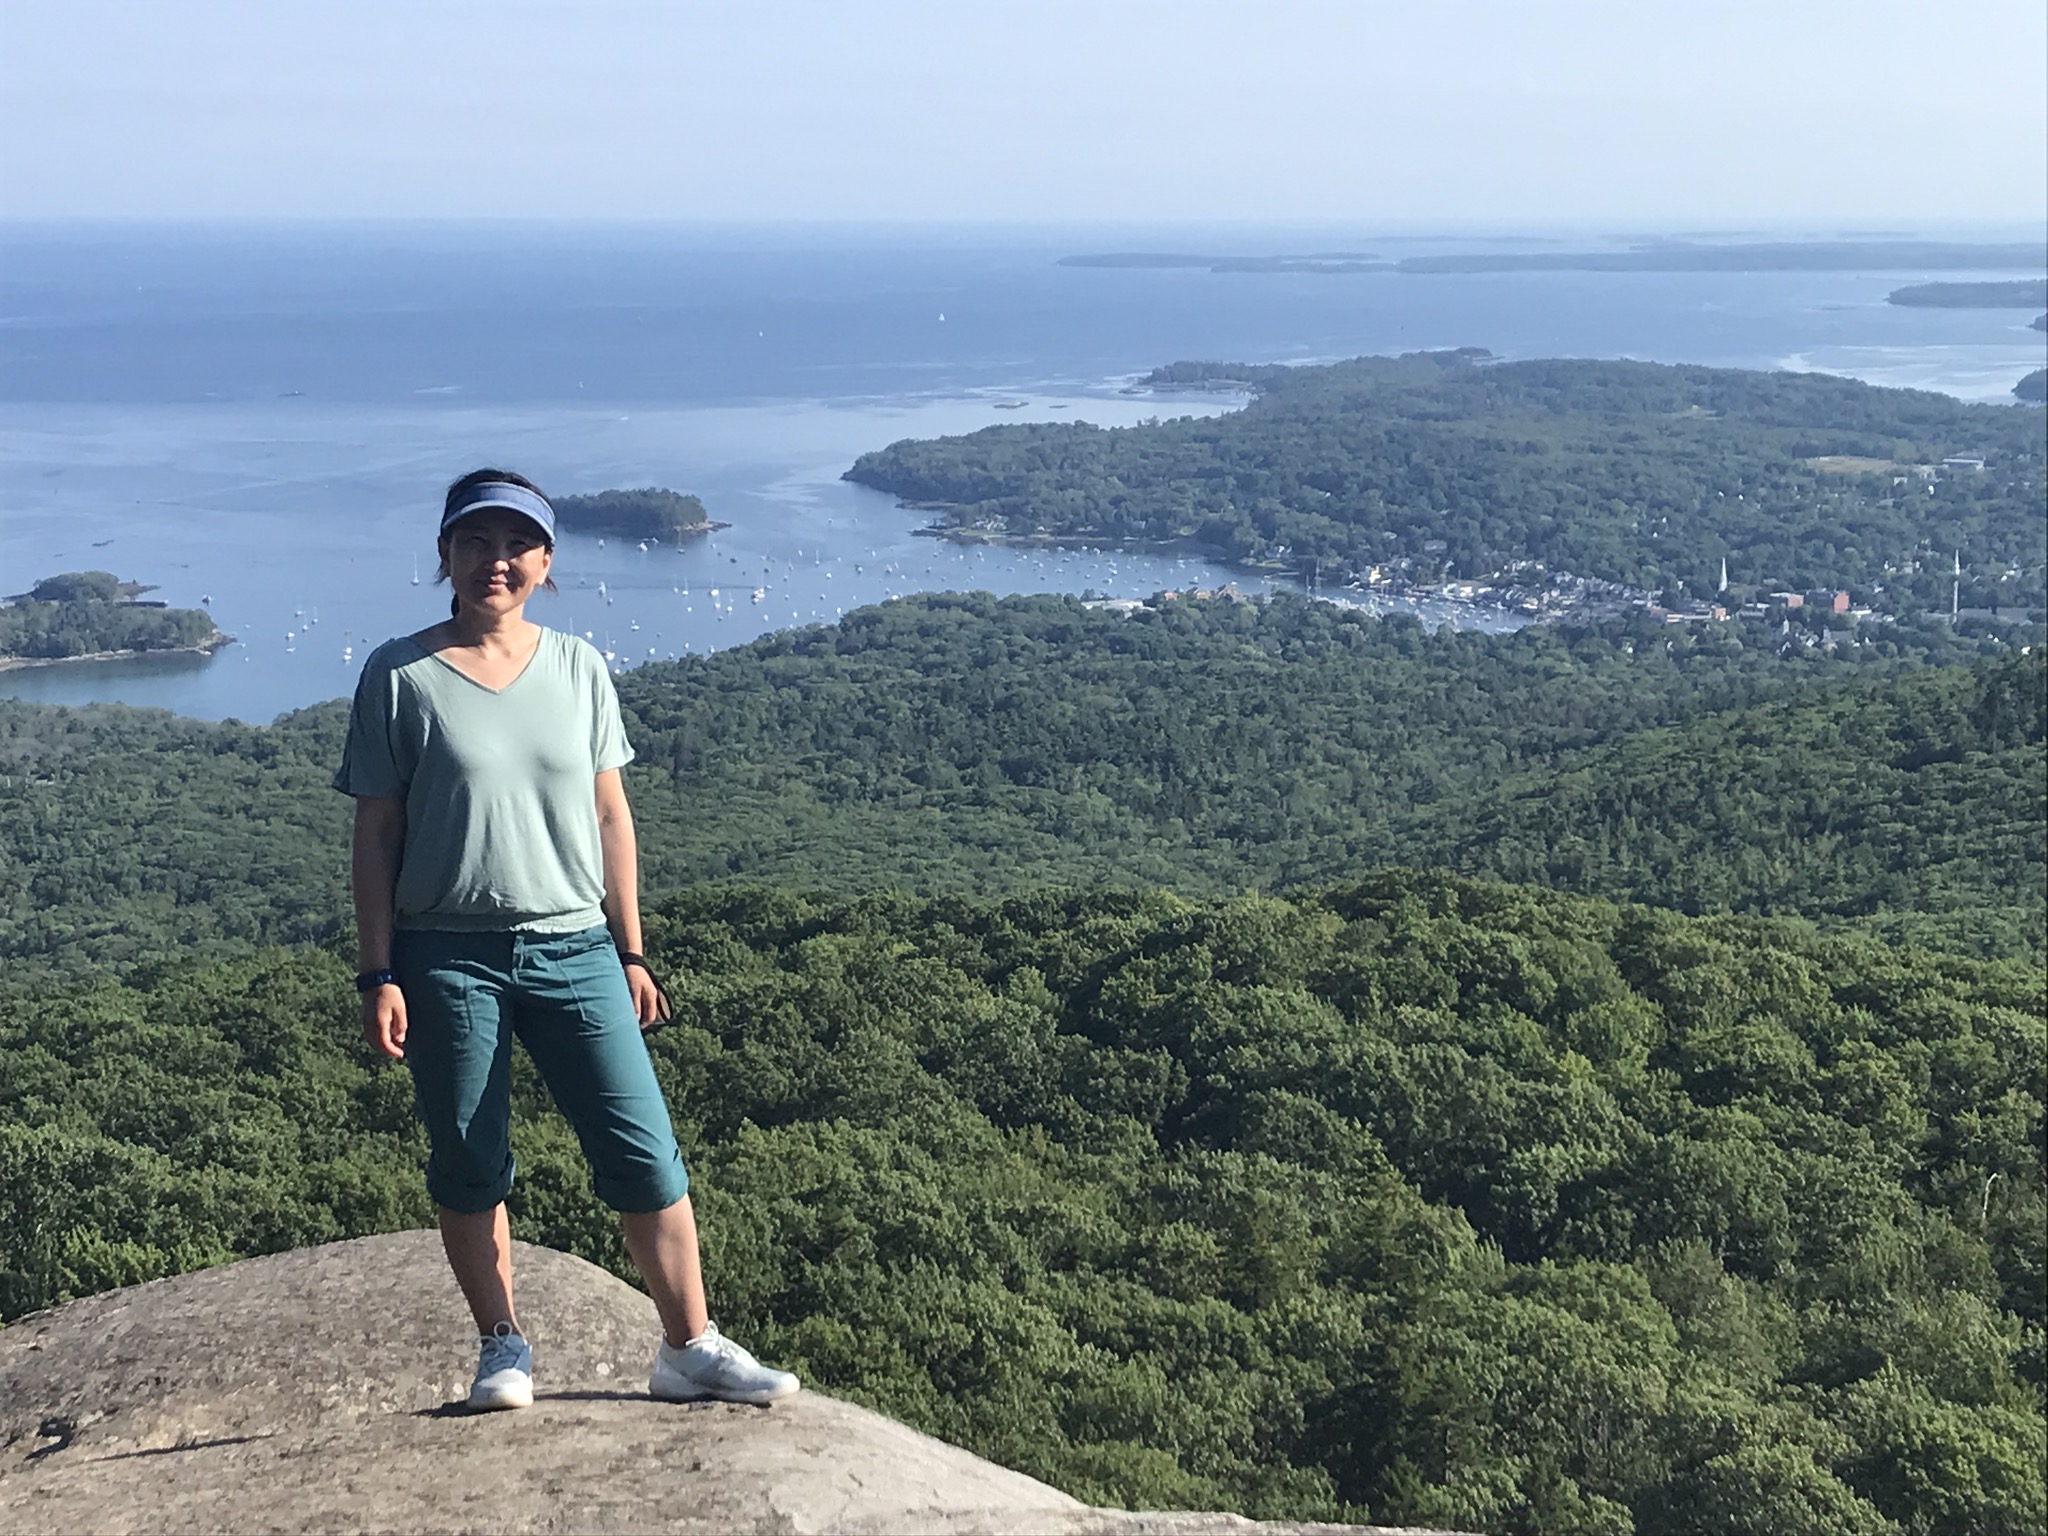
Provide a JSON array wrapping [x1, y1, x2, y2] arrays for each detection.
[[3, 226, 2039, 720]]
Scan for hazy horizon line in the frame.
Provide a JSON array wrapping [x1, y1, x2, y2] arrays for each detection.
[[3, 215, 2044, 239]]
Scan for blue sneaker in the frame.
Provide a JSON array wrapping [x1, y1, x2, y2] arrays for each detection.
[[468, 1321, 533, 1411]]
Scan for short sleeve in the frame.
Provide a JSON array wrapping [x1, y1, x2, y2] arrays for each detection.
[[332, 653, 408, 798], [591, 654, 634, 775]]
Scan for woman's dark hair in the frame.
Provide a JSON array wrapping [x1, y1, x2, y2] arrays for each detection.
[[438, 467, 559, 617]]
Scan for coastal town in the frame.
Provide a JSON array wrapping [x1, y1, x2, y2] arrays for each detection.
[[1086, 549, 2035, 654]]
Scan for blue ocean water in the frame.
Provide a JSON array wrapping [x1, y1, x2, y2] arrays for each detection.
[[3, 224, 2042, 721]]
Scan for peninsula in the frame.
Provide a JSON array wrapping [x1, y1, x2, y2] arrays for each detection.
[[844, 350, 2047, 621], [0, 571, 229, 671]]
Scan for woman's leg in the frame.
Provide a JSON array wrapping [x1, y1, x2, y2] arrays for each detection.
[[620, 1197, 711, 1346], [512, 928, 701, 1338], [440, 1202, 518, 1335], [513, 929, 798, 1402], [393, 929, 522, 1334]]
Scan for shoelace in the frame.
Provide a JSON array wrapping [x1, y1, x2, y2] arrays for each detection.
[[479, 1323, 527, 1375], [688, 1326, 756, 1380]]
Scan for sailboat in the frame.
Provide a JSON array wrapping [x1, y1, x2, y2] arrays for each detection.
[[411, 554, 420, 586]]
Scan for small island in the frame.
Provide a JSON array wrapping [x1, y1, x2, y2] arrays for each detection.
[[0, 571, 231, 670], [2016, 368, 2047, 404], [1886, 279, 2048, 309], [552, 487, 729, 542]]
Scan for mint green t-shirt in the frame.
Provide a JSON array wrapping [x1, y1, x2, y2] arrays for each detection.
[[332, 627, 635, 933]]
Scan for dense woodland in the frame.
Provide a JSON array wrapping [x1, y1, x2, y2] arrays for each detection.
[[1, 878, 2039, 1533], [0, 570, 219, 661], [4, 597, 2040, 975], [846, 355, 2048, 613]]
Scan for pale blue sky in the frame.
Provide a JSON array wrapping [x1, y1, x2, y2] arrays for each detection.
[[2, 0, 2042, 224]]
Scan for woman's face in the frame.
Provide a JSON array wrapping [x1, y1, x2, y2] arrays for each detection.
[[440, 508, 554, 614]]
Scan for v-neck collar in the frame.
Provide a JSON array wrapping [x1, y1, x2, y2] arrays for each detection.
[[422, 626, 548, 696]]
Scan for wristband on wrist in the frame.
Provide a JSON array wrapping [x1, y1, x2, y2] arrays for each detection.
[[355, 967, 398, 994], [617, 952, 674, 1024]]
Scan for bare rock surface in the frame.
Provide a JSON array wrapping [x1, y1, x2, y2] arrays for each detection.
[[0, 1233, 1463, 1536]]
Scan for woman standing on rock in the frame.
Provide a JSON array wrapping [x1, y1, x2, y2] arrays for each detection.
[[334, 468, 798, 1412]]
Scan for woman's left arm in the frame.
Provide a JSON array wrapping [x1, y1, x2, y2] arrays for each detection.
[[595, 767, 660, 1026]]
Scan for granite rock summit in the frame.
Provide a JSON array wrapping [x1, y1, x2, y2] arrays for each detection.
[[0, 1232, 1463, 1535]]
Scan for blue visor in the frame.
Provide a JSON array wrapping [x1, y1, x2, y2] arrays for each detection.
[[440, 481, 557, 542]]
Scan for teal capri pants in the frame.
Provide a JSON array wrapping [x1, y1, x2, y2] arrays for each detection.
[[391, 925, 690, 1214]]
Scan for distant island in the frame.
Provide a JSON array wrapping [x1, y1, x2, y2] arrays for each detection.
[[2017, 368, 2047, 404], [0, 571, 230, 670], [1059, 252, 1388, 274], [552, 487, 728, 542], [2033, 314, 2047, 332], [1062, 240, 2048, 277], [1887, 280, 2048, 309], [1392, 240, 2047, 274]]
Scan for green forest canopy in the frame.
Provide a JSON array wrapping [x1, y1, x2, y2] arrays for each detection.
[[552, 487, 718, 541], [2, 876, 2040, 1534], [844, 354, 2047, 610], [2, 590, 2044, 1533], [3, 597, 2040, 978], [0, 571, 219, 662]]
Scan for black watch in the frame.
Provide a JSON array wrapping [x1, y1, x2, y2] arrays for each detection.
[[355, 967, 398, 993]]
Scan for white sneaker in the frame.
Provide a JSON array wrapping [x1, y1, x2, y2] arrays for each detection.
[[649, 1322, 800, 1405], [468, 1321, 534, 1411]]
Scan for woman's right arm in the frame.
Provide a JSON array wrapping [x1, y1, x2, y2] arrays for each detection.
[[352, 795, 409, 1059]]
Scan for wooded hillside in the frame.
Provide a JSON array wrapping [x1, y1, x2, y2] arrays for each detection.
[[2, 877, 2039, 1534], [3, 599, 2039, 975], [845, 355, 2047, 611]]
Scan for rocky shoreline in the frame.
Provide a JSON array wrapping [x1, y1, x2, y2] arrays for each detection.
[[0, 629, 233, 673]]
